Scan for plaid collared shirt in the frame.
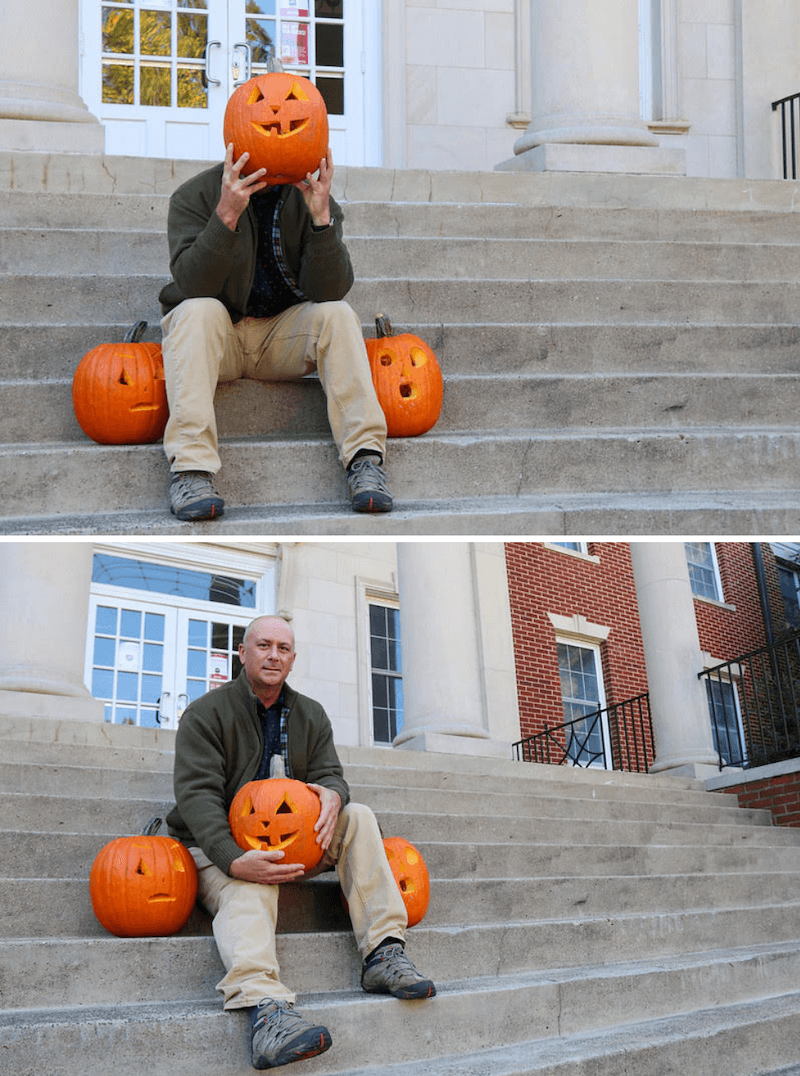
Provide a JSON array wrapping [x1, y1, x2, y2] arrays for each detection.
[[254, 689, 292, 780]]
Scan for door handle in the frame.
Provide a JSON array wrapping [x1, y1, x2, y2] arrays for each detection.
[[203, 40, 222, 88], [156, 690, 172, 726], [177, 693, 189, 721], [232, 42, 251, 86]]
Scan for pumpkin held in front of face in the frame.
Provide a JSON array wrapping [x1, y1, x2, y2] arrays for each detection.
[[228, 778, 323, 869], [223, 72, 329, 184], [72, 321, 168, 445], [89, 817, 198, 937], [365, 316, 444, 438], [383, 836, 430, 926]]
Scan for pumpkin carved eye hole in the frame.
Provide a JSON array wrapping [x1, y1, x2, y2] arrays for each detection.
[[136, 859, 152, 877], [379, 354, 393, 367], [409, 347, 428, 368]]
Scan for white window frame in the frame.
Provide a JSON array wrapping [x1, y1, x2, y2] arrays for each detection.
[[685, 541, 724, 603], [554, 634, 611, 769], [355, 577, 401, 747], [703, 662, 746, 768]]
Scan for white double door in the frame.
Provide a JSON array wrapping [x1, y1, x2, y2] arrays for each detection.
[[85, 594, 251, 729], [80, 0, 381, 165]]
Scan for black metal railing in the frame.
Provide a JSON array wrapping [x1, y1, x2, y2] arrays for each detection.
[[699, 631, 800, 770], [772, 92, 800, 179], [513, 693, 653, 773]]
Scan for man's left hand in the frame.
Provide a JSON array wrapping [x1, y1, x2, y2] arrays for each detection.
[[292, 149, 334, 228], [308, 783, 341, 852]]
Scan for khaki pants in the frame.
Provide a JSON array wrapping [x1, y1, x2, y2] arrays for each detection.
[[190, 803, 408, 1009], [160, 298, 387, 475]]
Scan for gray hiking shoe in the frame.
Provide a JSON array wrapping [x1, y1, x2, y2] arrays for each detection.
[[250, 1000, 332, 1070], [346, 454, 393, 513], [169, 470, 224, 521], [361, 943, 436, 999]]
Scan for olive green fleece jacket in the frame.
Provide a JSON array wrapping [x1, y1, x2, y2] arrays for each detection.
[[166, 671, 350, 875], [158, 161, 353, 320]]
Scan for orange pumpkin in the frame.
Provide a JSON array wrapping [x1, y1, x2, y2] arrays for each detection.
[[72, 321, 168, 444], [228, 778, 323, 870], [365, 316, 444, 437], [383, 836, 430, 927], [89, 817, 198, 938], [223, 72, 329, 185]]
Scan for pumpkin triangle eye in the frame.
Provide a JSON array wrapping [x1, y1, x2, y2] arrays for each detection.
[[409, 347, 428, 368], [276, 798, 293, 814], [135, 859, 152, 876]]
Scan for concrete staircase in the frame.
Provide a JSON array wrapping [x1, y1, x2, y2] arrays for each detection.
[[1, 150, 800, 535], [3, 711, 800, 1075]]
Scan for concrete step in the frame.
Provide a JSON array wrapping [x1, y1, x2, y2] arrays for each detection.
[[7, 226, 800, 282], [5, 322, 800, 383], [2, 950, 800, 1075], [4, 488, 800, 537], [4, 272, 800, 327], [2, 428, 800, 528], [5, 866, 798, 940], [0, 761, 766, 828], [8, 824, 798, 881], [1, 789, 792, 851], [7, 369, 800, 447]]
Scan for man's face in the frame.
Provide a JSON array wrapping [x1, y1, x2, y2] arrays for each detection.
[[239, 617, 296, 699]]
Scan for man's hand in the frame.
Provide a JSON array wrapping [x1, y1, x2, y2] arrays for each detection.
[[308, 783, 341, 852], [229, 848, 306, 885], [292, 148, 334, 228], [216, 142, 268, 231]]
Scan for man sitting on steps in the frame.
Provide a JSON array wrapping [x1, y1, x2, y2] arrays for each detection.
[[158, 144, 391, 521], [167, 615, 435, 1069]]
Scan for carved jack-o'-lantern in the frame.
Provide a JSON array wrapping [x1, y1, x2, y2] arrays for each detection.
[[228, 778, 323, 869], [383, 836, 430, 927], [72, 321, 168, 445], [365, 316, 444, 438], [89, 817, 198, 937], [223, 73, 329, 185]]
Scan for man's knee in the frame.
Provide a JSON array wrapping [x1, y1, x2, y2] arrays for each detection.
[[163, 297, 231, 338]]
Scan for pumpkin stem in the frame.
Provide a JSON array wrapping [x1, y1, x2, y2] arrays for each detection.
[[125, 321, 149, 344], [375, 315, 394, 339], [142, 816, 163, 837]]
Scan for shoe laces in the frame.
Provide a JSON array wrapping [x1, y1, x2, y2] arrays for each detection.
[[252, 1000, 310, 1046], [367, 943, 420, 982], [347, 455, 389, 494]]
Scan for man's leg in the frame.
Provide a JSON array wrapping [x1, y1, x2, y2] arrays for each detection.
[[160, 298, 243, 521], [190, 848, 331, 1068], [324, 804, 436, 999], [250, 301, 392, 513]]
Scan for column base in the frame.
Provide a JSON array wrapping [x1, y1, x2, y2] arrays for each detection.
[[394, 730, 511, 759], [649, 759, 721, 779], [496, 142, 686, 176], [0, 118, 104, 154], [0, 689, 105, 723]]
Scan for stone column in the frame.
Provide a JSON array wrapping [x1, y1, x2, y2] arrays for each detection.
[[394, 543, 510, 757], [0, 0, 104, 153], [0, 543, 104, 721], [497, 0, 684, 175], [629, 542, 719, 777]]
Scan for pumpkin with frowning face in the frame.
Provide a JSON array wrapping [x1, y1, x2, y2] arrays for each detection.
[[89, 817, 198, 937], [223, 72, 329, 185], [365, 316, 444, 438], [72, 321, 168, 445], [228, 778, 323, 869]]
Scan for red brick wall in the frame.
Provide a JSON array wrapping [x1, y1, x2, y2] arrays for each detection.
[[504, 543, 649, 745], [504, 541, 782, 766], [717, 770, 800, 827]]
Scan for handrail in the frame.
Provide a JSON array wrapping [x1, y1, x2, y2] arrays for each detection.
[[698, 630, 800, 770], [771, 91, 799, 179], [513, 692, 653, 773]]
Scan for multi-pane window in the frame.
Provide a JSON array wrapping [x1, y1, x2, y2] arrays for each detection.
[[185, 619, 245, 704], [90, 604, 166, 727], [685, 542, 723, 602], [370, 604, 403, 744], [705, 679, 745, 767], [557, 641, 606, 765], [92, 553, 256, 607], [101, 0, 210, 109], [246, 0, 345, 116]]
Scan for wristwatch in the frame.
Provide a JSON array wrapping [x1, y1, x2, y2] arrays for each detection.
[[311, 216, 335, 232]]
